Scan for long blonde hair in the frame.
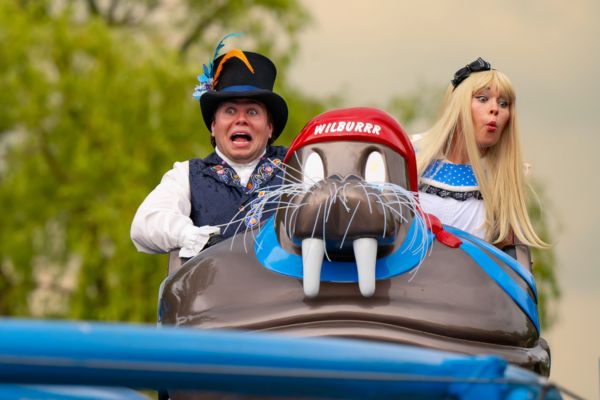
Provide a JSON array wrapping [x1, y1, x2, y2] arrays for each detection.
[[417, 70, 548, 248]]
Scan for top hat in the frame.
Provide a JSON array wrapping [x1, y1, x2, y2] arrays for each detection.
[[199, 51, 288, 141]]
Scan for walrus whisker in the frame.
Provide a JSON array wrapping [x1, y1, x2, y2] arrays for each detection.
[[222, 182, 308, 248], [372, 192, 388, 238], [328, 181, 336, 209], [322, 196, 332, 262], [380, 202, 428, 259], [377, 202, 408, 224], [287, 197, 301, 240], [339, 183, 352, 212], [250, 182, 305, 195], [367, 201, 428, 277], [237, 201, 307, 252], [358, 184, 389, 237], [324, 184, 338, 225], [340, 201, 361, 249], [284, 193, 309, 240], [310, 203, 323, 241], [381, 195, 420, 210], [374, 195, 429, 259], [283, 191, 302, 239], [229, 205, 261, 251], [359, 183, 373, 214], [404, 212, 430, 260], [388, 184, 407, 242], [276, 175, 302, 187], [284, 193, 299, 240], [287, 198, 313, 240], [265, 157, 289, 176], [341, 182, 349, 207], [265, 158, 324, 189], [329, 182, 343, 211], [268, 157, 321, 188], [242, 217, 252, 253], [293, 152, 303, 180], [321, 184, 338, 262]]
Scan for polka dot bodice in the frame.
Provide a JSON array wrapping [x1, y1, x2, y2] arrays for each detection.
[[421, 159, 479, 190]]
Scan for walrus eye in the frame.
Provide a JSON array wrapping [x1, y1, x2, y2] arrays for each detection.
[[364, 151, 386, 183], [303, 151, 325, 187]]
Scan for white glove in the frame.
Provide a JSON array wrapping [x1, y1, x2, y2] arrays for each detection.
[[178, 225, 221, 258]]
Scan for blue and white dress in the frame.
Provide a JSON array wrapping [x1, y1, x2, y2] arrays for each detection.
[[419, 159, 486, 239]]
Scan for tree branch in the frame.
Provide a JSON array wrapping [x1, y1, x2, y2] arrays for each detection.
[[178, 1, 231, 56], [107, 0, 120, 24], [38, 127, 68, 184], [85, 0, 100, 17]]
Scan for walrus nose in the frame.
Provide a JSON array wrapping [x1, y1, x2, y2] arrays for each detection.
[[291, 180, 396, 243], [295, 177, 395, 299]]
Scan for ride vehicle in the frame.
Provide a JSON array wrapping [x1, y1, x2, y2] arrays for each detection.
[[157, 108, 556, 398]]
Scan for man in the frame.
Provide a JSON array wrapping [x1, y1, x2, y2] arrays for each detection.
[[131, 46, 288, 257]]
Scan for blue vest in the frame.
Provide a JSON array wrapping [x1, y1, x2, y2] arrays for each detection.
[[189, 146, 287, 239]]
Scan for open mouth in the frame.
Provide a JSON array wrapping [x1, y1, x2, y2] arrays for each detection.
[[231, 133, 252, 143]]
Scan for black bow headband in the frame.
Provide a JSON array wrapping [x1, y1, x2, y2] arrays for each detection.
[[451, 57, 492, 89]]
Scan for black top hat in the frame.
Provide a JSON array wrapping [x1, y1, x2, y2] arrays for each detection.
[[199, 51, 288, 141]]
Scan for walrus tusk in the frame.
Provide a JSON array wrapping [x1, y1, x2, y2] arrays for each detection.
[[353, 238, 378, 297], [302, 238, 325, 298]]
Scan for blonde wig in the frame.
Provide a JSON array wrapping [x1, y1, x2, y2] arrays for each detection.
[[417, 70, 549, 248]]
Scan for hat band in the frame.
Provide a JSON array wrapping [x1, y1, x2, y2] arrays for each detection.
[[220, 85, 263, 93]]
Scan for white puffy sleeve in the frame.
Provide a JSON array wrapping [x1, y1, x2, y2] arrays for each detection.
[[130, 161, 193, 254]]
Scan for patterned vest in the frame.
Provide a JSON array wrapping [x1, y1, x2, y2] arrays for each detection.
[[189, 146, 287, 239]]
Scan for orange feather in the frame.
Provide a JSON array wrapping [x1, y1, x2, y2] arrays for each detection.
[[213, 49, 255, 87]]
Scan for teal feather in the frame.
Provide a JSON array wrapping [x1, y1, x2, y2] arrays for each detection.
[[193, 32, 243, 100], [212, 32, 242, 65]]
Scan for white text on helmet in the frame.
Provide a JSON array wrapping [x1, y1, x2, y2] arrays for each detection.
[[313, 121, 382, 136]]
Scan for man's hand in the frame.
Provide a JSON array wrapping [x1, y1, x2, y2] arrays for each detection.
[[178, 225, 221, 258]]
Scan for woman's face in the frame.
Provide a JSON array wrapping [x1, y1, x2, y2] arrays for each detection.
[[470, 86, 511, 153]]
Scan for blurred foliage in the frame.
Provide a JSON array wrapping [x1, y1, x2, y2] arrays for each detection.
[[0, 0, 557, 329], [73, 0, 309, 66], [528, 184, 560, 328], [0, 0, 322, 321], [386, 84, 442, 134]]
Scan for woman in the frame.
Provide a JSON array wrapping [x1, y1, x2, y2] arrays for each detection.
[[416, 57, 548, 248]]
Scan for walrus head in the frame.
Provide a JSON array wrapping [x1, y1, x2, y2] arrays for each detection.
[[248, 108, 428, 298]]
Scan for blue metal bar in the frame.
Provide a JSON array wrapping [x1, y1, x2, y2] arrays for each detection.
[[0, 319, 558, 399]]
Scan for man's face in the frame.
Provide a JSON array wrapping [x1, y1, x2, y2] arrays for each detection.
[[211, 99, 273, 163]]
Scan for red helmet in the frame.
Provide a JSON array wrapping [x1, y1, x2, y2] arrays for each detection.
[[285, 107, 418, 191]]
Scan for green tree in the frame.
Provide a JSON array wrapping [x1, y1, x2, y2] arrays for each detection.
[[0, 0, 321, 321]]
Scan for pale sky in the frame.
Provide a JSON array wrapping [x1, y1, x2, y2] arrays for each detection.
[[290, 1, 599, 398]]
